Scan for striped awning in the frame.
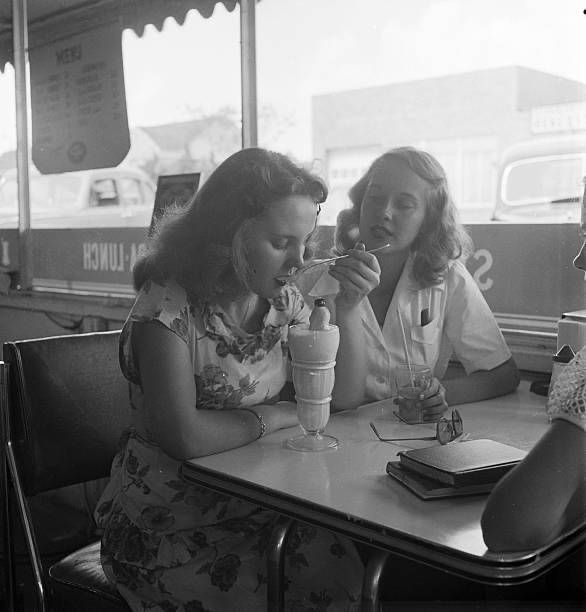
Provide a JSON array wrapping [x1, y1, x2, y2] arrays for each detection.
[[0, 0, 239, 72]]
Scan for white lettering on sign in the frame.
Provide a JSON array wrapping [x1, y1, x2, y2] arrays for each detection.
[[471, 248, 494, 291], [1, 238, 10, 267], [463, 248, 494, 292], [531, 102, 586, 134], [82, 241, 145, 273]]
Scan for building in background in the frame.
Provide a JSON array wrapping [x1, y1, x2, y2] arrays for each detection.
[[125, 113, 240, 184], [312, 66, 586, 225]]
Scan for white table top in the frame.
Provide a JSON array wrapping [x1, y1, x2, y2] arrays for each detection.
[[182, 381, 585, 583]]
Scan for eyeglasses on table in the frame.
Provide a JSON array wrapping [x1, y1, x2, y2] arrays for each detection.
[[370, 409, 464, 445]]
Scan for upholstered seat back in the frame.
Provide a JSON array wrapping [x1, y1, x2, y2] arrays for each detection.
[[3, 330, 129, 496]]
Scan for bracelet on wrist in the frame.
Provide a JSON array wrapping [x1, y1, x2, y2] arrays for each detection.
[[241, 408, 267, 439]]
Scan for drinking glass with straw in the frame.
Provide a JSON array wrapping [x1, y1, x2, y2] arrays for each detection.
[[397, 308, 415, 387], [394, 308, 432, 423]]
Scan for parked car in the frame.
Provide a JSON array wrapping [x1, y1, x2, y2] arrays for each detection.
[[492, 135, 586, 223], [0, 166, 156, 228]]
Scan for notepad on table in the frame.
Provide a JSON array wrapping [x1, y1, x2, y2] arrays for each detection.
[[396, 439, 527, 488], [386, 461, 496, 499]]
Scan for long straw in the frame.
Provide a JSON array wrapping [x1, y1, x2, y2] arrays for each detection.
[[397, 308, 415, 387]]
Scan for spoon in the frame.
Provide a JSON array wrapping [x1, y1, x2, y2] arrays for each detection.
[[276, 243, 390, 285]]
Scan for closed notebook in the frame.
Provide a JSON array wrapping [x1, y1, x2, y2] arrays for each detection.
[[386, 461, 495, 499], [397, 439, 526, 487]]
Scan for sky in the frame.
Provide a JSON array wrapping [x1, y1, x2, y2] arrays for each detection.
[[0, 0, 584, 161]]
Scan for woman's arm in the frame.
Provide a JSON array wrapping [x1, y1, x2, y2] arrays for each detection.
[[327, 244, 381, 411], [481, 419, 586, 552], [134, 321, 298, 460], [442, 357, 520, 406], [332, 305, 369, 411], [442, 263, 520, 405]]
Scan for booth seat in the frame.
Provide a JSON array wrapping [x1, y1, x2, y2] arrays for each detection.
[[1, 330, 130, 611]]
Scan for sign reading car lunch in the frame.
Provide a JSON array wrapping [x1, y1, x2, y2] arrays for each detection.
[[37, 228, 146, 283], [81, 238, 146, 273], [29, 23, 130, 173], [0, 228, 145, 294]]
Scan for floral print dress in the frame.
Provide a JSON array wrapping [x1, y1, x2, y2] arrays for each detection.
[[94, 279, 363, 612]]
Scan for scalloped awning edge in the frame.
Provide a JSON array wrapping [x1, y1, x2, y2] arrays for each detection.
[[0, 0, 240, 73]]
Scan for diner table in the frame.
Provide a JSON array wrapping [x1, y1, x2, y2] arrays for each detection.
[[181, 381, 585, 610]]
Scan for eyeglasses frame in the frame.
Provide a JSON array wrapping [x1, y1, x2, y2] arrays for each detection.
[[370, 409, 464, 445]]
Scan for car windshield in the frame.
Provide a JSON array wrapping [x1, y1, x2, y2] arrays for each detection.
[[503, 155, 585, 206], [0, 173, 82, 215]]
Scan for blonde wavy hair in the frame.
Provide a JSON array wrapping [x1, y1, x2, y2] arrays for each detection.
[[334, 146, 472, 287]]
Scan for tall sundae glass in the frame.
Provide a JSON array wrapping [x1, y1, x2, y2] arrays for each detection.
[[286, 301, 340, 451]]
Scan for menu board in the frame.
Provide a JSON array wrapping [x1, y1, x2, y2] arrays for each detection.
[[29, 23, 130, 174]]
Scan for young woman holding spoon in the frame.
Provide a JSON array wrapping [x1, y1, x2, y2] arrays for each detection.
[[309, 146, 519, 413]]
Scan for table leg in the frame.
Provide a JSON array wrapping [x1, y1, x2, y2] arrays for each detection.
[[267, 516, 294, 612], [362, 549, 389, 612]]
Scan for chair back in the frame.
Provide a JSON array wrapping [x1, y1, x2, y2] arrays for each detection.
[[3, 330, 129, 496]]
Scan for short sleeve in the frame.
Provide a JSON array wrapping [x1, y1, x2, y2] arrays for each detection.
[[444, 261, 511, 374], [547, 347, 586, 431], [119, 279, 192, 383]]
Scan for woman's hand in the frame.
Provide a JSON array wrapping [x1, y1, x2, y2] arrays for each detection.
[[394, 377, 448, 423], [328, 242, 381, 311]]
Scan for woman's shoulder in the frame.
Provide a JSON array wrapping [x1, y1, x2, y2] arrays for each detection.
[[119, 280, 193, 385], [133, 278, 189, 315], [445, 258, 471, 279], [127, 278, 192, 341], [443, 258, 484, 294]]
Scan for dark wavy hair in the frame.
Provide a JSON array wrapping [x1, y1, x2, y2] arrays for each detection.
[[334, 146, 472, 287], [133, 147, 327, 302]]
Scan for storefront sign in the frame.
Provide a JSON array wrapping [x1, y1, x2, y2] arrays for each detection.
[[0, 224, 582, 324], [33, 228, 146, 292], [531, 102, 586, 134], [466, 223, 583, 322], [29, 23, 130, 173]]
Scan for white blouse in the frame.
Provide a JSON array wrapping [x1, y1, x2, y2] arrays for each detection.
[[307, 256, 511, 402]]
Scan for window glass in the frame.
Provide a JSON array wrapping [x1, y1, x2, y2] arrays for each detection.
[[256, 0, 585, 226], [0, 174, 17, 215], [142, 180, 156, 201], [34, 174, 82, 212], [0, 172, 82, 215], [504, 156, 585, 205], [253, 0, 585, 354], [91, 179, 118, 207], [0, 6, 241, 229], [119, 178, 142, 206], [120, 9, 241, 187]]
